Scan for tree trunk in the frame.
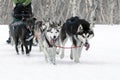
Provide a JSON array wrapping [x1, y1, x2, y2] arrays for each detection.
[[0, 0, 120, 24]]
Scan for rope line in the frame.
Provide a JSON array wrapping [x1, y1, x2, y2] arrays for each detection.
[[55, 45, 81, 49]]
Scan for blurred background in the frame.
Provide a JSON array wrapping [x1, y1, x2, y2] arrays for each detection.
[[0, 0, 120, 24]]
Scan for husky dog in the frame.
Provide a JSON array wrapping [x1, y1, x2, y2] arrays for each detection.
[[38, 21, 61, 64], [10, 17, 36, 55], [34, 20, 49, 52], [59, 16, 94, 63]]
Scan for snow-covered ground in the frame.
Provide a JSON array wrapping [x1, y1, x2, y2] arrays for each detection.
[[0, 25, 120, 80]]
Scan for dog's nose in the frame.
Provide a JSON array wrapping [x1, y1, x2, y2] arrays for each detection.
[[53, 36, 56, 39]]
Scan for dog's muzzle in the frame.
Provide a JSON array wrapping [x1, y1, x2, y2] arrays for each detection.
[[50, 37, 58, 45], [78, 30, 94, 39], [84, 40, 90, 50]]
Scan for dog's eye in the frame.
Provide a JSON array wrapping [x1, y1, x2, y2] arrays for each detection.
[[82, 35, 85, 38], [82, 34, 86, 38], [57, 30, 60, 32]]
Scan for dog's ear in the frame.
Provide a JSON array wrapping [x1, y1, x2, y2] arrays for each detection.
[[43, 18, 50, 22], [42, 18, 46, 22], [43, 25, 48, 32], [47, 18, 50, 22], [77, 24, 83, 33], [58, 21, 61, 26], [36, 21, 42, 27], [57, 25, 61, 32]]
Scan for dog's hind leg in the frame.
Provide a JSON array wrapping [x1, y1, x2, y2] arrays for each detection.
[[38, 38, 43, 52], [70, 48, 73, 60], [28, 39, 33, 53], [15, 38, 19, 55], [72, 37, 80, 63], [21, 44, 24, 55], [60, 40, 67, 59], [24, 45, 30, 56], [60, 34, 68, 59]]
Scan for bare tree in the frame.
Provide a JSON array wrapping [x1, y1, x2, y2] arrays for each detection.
[[0, 0, 120, 24]]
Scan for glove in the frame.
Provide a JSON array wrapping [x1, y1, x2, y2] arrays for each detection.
[[22, 3, 26, 6]]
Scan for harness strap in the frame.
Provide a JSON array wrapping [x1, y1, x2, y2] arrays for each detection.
[[44, 35, 53, 47], [56, 46, 81, 49], [26, 35, 34, 41]]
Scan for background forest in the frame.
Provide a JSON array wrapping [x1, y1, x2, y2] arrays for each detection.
[[0, 0, 120, 24]]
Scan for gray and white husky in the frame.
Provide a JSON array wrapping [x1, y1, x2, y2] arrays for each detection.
[[36, 21, 61, 64]]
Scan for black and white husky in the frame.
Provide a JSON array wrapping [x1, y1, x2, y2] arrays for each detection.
[[37, 21, 61, 64], [59, 16, 94, 63]]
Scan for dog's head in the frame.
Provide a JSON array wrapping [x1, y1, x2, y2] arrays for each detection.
[[77, 24, 94, 50], [34, 21, 43, 32], [44, 21, 61, 45], [24, 17, 37, 31], [77, 23, 94, 47]]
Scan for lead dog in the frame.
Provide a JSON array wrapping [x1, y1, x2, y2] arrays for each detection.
[[59, 16, 94, 63], [37, 21, 61, 64]]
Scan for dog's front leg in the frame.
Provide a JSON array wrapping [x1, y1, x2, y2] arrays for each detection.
[[52, 47, 56, 65], [78, 42, 84, 60], [48, 47, 56, 65], [14, 38, 19, 55], [25, 45, 29, 56], [60, 38, 68, 59], [38, 38, 44, 52], [72, 46, 78, 63], [15, 44, 19, 55], [73, 39, 81, 63], [55, 40, 60, 55], [43, 47, 49, 62], [74, 39, 84, 63]]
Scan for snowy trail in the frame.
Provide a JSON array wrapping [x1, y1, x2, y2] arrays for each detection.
[[0, 25, 120, 80]]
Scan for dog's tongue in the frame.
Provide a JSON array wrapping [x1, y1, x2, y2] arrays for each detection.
[[50, 39, 54, 45], [85, 43, 90, 51]]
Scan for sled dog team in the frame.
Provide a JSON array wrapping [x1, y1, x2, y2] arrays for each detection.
[[10, 16, 94, 65]]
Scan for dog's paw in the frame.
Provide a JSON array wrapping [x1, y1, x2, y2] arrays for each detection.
[[50, 58, 56, 65], [17, 52, 19, 55], [70, 53, 73, 60], [22, 51, 24, 55], [26, 53, 30, 56], [60, 53, 64, 59], [39, 46, 44, 52], [56, 51, 59, 55], [74, 59, 79, 63]]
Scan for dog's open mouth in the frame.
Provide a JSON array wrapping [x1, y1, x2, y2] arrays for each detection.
[[50, 38, 57, 45], [85, 42, 90, 50]]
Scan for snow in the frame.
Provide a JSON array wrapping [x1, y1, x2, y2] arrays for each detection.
[[0, 25, 120, 80]]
